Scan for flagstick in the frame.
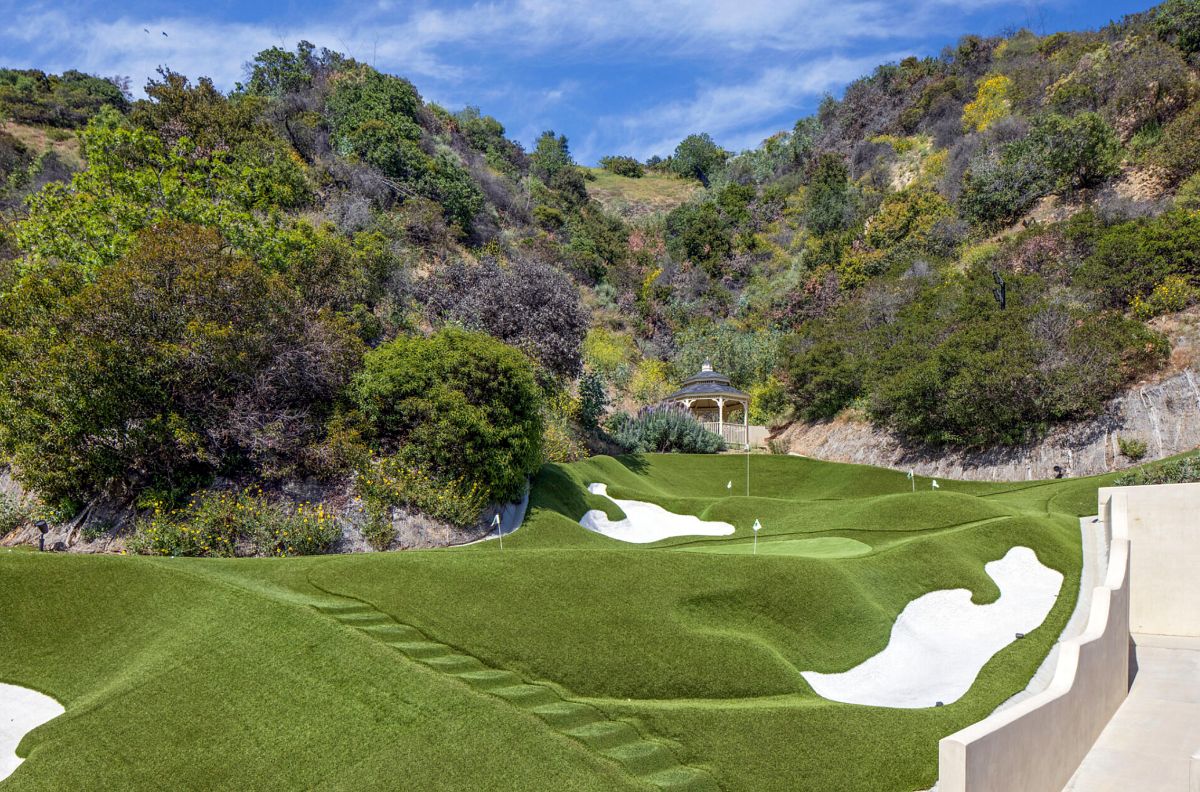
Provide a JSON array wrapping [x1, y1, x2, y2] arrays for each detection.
[[493, 513, 503, 551]]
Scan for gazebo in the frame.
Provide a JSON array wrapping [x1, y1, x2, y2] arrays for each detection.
[[664, 361, 750, 447]]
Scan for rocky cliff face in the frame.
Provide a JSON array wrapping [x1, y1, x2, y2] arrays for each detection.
[[778, 309, 1200, 481]]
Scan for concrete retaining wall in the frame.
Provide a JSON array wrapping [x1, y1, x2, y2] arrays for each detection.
[[937, 514, 1130, 792], [938, 482, 1200, 791], [1104, 482, 1200, 636]]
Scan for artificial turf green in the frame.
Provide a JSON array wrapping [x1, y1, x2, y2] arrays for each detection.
[[0, 453, 1122, 791]]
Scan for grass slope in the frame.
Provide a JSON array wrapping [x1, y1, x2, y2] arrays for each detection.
[[1, 453, 1118, 791], [584, 169, 699, 219]]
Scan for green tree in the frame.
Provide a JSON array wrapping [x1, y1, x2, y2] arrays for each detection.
[[805, 154, 857, 235], [352, 328, 544, 502], [529, 130, 575, 182], [670, 133, 728, 186], [0, 222, 362, 505], [1027, 112, 1121, 192], [664, 202, 732, 275]]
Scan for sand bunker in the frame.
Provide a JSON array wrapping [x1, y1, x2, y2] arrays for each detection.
[[801, 546, 1062, 708], [1, 683, 63, 781], [579, 483, 735, 543]]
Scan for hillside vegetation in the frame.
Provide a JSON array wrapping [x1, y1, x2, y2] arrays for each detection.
[[3, 3, 1200, 537]]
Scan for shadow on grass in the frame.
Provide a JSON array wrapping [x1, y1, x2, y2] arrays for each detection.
[[615, 454, 650, 475]]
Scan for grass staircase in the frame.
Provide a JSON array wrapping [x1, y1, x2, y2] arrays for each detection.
[[310, 596, 719, 791]]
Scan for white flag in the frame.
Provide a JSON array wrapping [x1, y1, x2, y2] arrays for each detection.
[[726, 480, 732, 490], [907, 469, 914, 479], [492, 514, 501, 527], [931, 480, 940, 490], [752, 519, 762, 532]]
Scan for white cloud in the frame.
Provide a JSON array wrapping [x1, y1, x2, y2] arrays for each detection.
[[585, 52, 907, 162]]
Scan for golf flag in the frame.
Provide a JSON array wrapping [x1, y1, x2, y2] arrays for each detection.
[[727, 480, 732, 490], [752, 519, 761, 532], [492, 514, 501, 528], [493, 513, 503, 549], [931, 480, 940, 490], [907, 469, 914, 479]]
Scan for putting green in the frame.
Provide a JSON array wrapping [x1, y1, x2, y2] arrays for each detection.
[[678, 536, 873, 558]]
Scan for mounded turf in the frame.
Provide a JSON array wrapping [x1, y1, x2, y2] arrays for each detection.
[[0, 453, 1121, 791]]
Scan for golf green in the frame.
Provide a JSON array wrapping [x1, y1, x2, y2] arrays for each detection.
[[677, 535, 873, 557], [0, 453, 1120, 791]]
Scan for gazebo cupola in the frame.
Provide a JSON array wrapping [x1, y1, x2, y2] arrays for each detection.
[[664, 361, 750, 445]]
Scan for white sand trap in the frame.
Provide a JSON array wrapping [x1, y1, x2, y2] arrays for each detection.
[[1, 683, 63, 781], [801, 546, 1062, 708], [579, 483, 735, 543]]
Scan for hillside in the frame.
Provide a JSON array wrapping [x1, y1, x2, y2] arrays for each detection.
[[3, 3, 1200, 544], [583, 167, 699, 219]]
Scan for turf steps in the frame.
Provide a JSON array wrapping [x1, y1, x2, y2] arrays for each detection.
[[311, 597, 718, 791]]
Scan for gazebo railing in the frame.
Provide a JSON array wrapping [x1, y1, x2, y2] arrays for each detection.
[[701, 421, 747, 446]]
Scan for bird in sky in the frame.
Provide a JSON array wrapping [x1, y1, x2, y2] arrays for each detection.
[[162, 31, 168, 37], [143, 28, 149, 33]]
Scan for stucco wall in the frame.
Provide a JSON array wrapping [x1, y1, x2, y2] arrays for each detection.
[[1103, 482, 1200, 637], [937, 525, 1130, 792], [938, 482, 1200, 791]]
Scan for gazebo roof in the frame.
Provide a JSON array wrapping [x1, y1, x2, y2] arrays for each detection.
[[665, 361, 749, 402]]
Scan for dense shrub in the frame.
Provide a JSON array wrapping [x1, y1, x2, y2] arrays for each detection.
[[670, 325, 782, 390], [0, 222, 363, 506], [1080, 210, 1200, 308], [782, 264, 1168, 447], [599, 155, 644, 177], [607, 408, 725, 454], [0, 491, 31, 536], [1118, 436, 1148, 461], [806, 154, 859, 235], [128, 489, 339, 557], [1155, 0, 1200, 54], [420, 257, 587, 378], [1113, 453, 1200, 485], [962, 74, 1012, 131], [352, 328, 543, 503], [0, 68, 128, 127], [1149, 102, 1200, 184], [664, 201, 732, 274], [354, 453, 488, 527], [327, 65, 482, 229]]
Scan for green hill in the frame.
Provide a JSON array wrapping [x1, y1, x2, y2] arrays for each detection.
[[1, 453, 1108, 791]]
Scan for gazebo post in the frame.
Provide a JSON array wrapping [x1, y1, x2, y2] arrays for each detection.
[[716, 397, 724, 438], [743, 399, 749, 449]]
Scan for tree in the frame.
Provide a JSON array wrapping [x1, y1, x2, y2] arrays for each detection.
[[670, 133, 728, 186], [529, 131, 574, 182], [419, 257, 588, 379], [578, 371, 608, 430], [805, 154, 857, 235], [1026, 112, 1121, 192], [664, 201, 732, 275], [352, 328, 543, 502], [0, 222, 362, 505]]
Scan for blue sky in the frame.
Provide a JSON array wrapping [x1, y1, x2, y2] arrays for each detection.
[[0, 0, 1156, 164]]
